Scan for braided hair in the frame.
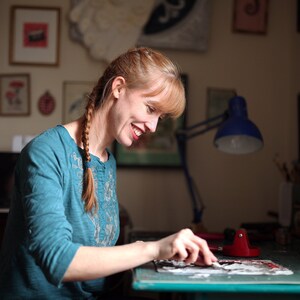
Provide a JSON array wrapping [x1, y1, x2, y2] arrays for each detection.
[[81, 47, 186, 213]]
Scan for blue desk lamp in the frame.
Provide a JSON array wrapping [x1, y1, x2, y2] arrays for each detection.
[[176, 96, 263, 228]]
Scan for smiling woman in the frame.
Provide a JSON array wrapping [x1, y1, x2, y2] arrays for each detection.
[[114, 73, 188, 168], [79, 47, 186, 211], [0, 47, 218, 300]]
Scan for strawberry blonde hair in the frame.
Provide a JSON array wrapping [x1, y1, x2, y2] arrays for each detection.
[[81, 47, 186, 213]]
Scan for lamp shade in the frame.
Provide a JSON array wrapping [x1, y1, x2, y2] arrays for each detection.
[[214, 96, 263, 154]]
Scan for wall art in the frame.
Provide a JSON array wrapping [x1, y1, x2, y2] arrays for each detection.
[[0, 74, 30, 116], [63, 81, 95, 123], [232, 0, 268, 34], [137, 0, 211, 51], [38, 91, 55, 116], [69, 0, 154, 63], [9, 6, 60, 66]]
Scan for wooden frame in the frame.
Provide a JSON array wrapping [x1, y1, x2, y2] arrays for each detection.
[[206, 87, 237, 127], [0, 74, 30, 116], [232, 0, 268, 34], [114, 75, 188, 168], [9, 6, 60, 66], [63, 81, 95, 123]]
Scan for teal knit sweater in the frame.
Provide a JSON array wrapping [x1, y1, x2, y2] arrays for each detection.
[[0, 125, 120, 299]]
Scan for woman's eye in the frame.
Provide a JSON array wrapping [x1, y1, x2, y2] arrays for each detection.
[[147, 105, 155, 114]]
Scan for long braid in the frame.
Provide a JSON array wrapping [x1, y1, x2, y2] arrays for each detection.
[[81, 91, 98, 214], [80, 47, 185, 214]]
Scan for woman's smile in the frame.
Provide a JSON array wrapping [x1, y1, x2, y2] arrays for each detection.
[[131, 124, 144, 141]]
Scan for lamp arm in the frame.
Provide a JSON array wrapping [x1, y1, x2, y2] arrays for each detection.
[[176, 137, 204, 223], [181, 112, 225, 132], [185, 121, 223, 140], [175, 112, 226, 224]]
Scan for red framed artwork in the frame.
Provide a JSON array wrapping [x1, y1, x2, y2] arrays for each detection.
[[9, 6, 60, 66], [233, 0, 268, 34]]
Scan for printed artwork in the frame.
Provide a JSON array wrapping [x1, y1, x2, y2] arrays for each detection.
[[5, 80, 25, 110], [233, 0, 268, 34], [138, 0, 211, 51], [154, 259, 293, 277], [23, 23, 48, 48], [0, 74, 30, 116], [9, 6, 60, 65], [63, 81, 95, 123]]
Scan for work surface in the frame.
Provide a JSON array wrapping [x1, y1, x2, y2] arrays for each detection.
[[132, 239, 300, 294]]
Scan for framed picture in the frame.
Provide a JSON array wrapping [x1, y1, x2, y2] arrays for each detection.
[[232, 0, 268, 34], [114, 74, 188, 168], [9, 6, 60, 66], [0, 74, 30, 116], [63, 81, 95, 123], [206, 87, 237, 127], [137, 0, 211, 52]]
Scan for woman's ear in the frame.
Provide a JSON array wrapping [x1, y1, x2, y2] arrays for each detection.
[[112, 76, 125, 99]]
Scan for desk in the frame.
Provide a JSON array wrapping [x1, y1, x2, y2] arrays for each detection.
[[132, 239, 300, 300]]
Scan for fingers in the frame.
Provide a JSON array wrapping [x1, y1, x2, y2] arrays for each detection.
[[196, 251, 218, 266], [165, 228, 218, 266], [193, 236, 218, 265], [191, 245, 217, 266]]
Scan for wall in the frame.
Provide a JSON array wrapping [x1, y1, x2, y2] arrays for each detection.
[[0, 0, 298, 233]]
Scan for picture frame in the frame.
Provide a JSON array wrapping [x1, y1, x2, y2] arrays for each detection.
[[63, 81, 95, 123], [232, 0, 268, 34], [206, 87, 237, 127], [0, 74, 30, 116], [9, 6, 60, 66], [137, 0, 211, 52], [114, 74, 188, 168]]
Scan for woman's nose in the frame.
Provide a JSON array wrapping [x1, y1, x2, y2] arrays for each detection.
[[145, 116, 159, 133]]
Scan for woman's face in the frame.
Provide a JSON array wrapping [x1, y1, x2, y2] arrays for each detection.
[[110, 83, 165, 148]]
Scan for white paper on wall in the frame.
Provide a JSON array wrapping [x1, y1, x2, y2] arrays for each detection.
[[12, 135, 35, 152]]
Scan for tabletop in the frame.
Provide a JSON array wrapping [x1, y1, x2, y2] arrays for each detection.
[[132, 238, 300, 295]]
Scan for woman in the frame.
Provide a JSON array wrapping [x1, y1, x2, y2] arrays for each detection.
[[0, 47, 217, 299]]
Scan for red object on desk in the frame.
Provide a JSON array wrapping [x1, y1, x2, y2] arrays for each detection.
[[198, 229, 261, 257]]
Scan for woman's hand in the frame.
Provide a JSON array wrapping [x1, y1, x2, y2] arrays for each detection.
[[153, 228, 218, 265], [64, 228, 217, 282]]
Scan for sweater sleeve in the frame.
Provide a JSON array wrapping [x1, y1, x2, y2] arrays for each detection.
[[17, 137, 81, 287]]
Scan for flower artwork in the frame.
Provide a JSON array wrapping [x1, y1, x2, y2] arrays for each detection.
[[0, 74, 30, 116], [6, 81, 24, 111]]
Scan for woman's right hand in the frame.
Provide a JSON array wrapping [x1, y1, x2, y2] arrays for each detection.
[[152, 228, 218, 265]]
